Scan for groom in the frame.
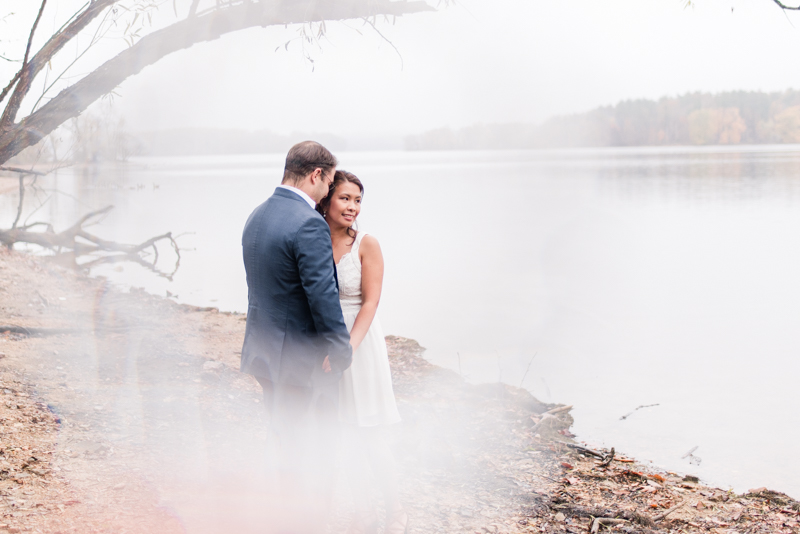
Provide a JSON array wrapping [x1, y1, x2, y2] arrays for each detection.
[[241, 141, 352, 527]]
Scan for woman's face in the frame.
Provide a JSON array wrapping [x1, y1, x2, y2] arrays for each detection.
[[326, 181, 362, 229]]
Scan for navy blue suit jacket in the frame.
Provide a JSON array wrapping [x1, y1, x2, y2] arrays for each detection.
[[241, 187, 352, 386]]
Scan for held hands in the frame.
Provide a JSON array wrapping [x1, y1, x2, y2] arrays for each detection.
[[322, 342, 355, 373]]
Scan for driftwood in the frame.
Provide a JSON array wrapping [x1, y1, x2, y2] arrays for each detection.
[[0, 324, 155, 337], [652, 500, 686, 521], [564, 443, 616, 466], [552, 503, 656, 528], [591, 517, 627, 533], [0, 205, 180, 280], [0, 325, 80, 336]]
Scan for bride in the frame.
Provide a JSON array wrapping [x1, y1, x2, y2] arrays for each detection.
[[318, 170, 408, 534]]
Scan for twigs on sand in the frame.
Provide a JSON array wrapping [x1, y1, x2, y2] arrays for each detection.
[[564, 443, 615, 466], [653, 500, 686, 522], [590, 517, 627, 533]]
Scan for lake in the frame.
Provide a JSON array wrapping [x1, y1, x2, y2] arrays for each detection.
[[3, 146, 799, 499]]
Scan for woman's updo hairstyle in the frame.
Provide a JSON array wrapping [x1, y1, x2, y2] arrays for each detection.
[[317, 170, 364, 243]]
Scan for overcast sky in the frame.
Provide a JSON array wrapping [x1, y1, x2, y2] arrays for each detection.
[[5, 0, 800, 137]]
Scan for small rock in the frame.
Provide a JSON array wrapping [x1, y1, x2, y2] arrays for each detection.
[[202, 361, 224, 373], [554, 512, 566, 522]]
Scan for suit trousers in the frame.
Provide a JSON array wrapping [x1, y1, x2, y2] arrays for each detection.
[[256, 373, 340, 525]]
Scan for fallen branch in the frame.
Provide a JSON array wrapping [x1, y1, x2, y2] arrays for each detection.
[[681, 446, 698, 459], [620, 403, 659, 420], [599, 447, 615, 467], [0, 325, 81, 336], [544, 404, 572, 415], [0, 205, 180, 280], [0, 323, 153, 336], [562, 443, 615, 466], [552, 504, 655, 528], [0, 166, 47, 176], [564, 443, 605, 460], [653, 500, 686, 522], [591, 517, 627, 533]]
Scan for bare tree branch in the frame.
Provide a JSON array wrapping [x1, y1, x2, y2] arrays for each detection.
[[62, 205, 114, 236], [364, 17, 404, 70], [0, 166, 47, 176], [24, 0, 49, 67], [0, 71, 22, 107], [188, 0, 202, 17], [31, 5, 118, 114], [0, 0, 434, 164], [11, 175, 25, 230], [0, 0, 118, 131], [772, 0, 800, 9]]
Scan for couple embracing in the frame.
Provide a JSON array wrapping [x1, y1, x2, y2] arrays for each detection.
[[241, 141, 406, 534]]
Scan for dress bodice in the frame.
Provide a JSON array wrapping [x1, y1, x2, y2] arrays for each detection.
[[337, 232, 365, 314]]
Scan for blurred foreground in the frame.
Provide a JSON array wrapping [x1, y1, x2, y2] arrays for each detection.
[[0, 250, 797, 533]]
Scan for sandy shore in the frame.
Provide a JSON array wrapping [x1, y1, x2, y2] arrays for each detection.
[[0, 249, 797, 534]]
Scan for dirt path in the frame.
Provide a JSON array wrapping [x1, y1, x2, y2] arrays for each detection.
[[0, 249, 798, 534]]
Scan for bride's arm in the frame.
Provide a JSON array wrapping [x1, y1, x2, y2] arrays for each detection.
[[349, 234, 384, 352]]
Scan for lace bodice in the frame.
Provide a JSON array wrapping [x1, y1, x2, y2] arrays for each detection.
[[337, 232, 365, 314]]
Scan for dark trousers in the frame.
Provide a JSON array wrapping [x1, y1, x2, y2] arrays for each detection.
[[256, 375, 340, 531]]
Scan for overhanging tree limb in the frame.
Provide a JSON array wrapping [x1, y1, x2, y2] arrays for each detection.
[[0, 0, 434, 164], [772, 0, 800, 9], [0, 0, 118, 130]]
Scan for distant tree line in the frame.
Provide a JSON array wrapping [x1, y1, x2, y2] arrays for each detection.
[[135, 129, 347, 157], [405, 89, 800, 150]]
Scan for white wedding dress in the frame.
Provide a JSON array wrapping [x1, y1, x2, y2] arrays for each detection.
[[337, 232, 401, 427]]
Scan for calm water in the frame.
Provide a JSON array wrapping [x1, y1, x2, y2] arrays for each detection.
[[3, 146, 800, 498]]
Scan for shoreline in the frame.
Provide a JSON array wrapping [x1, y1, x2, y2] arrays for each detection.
[[0, 249, 798, 533]]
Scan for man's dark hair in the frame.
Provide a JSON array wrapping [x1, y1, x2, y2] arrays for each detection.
[[282, 141, 338, 184]]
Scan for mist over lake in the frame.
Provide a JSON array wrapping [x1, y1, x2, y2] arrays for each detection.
[[3, 146, 798, 499]]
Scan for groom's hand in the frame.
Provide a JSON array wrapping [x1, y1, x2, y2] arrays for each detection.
[[322, 356, 331, 373]]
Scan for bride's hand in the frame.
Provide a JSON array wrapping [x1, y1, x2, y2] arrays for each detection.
[[322, 356, 331, 373]]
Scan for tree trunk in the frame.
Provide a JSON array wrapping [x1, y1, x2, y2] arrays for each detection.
[[0, 0, 434, 164]]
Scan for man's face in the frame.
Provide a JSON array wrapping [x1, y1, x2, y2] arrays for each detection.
[[313, 168, 335, 203]]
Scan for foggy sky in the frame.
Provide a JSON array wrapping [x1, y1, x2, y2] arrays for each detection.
[[4, 0, 800, 137]]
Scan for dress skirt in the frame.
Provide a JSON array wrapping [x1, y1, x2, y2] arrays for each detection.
[[338, 308, 402, 427]]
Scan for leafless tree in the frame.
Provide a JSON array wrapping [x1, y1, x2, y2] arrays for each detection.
[[0, 0, 434, 166], [0, 0, 433, 273]]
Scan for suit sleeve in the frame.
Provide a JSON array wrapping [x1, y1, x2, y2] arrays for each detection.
[[294, 216, 353, 372]]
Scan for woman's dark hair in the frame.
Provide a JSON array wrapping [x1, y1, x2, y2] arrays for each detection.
[[282, 140, 338, 184], [317, 170, 364, 244]]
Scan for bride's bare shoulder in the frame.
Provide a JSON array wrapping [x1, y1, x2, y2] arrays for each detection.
[[359, 234, 383, 257]]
